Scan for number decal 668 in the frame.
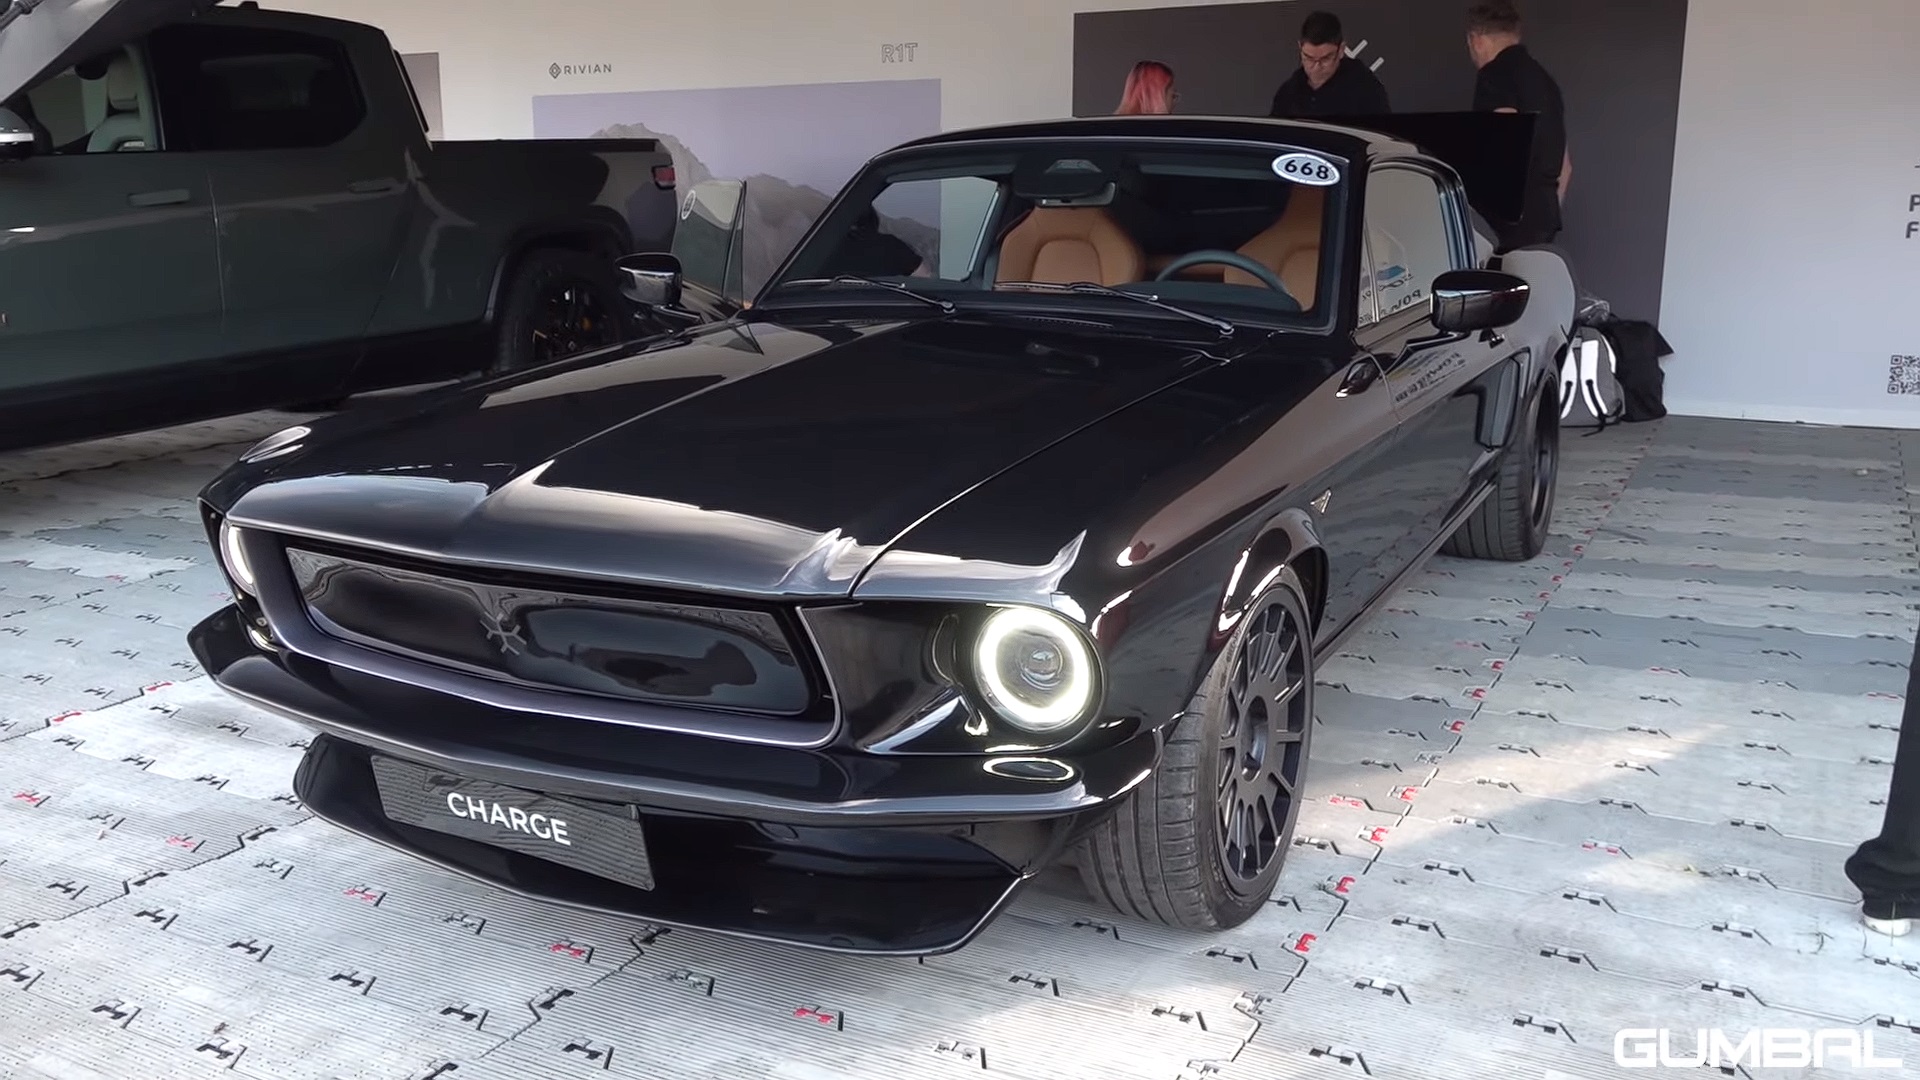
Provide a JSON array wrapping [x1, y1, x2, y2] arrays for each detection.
[[1271, 152, 1342, 186]]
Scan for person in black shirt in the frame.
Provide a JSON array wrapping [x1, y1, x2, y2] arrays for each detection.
[[1269, 11, 1390, 119], [1467, 0, 1569, 249]]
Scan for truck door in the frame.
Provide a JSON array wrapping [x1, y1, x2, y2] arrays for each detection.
[[0, 46, 223, 404], [145, 18, 413, 390]]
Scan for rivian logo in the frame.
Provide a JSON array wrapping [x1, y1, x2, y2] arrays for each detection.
[[549, 62, 613, 79]]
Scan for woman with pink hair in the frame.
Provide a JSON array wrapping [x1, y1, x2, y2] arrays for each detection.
[[1115, 60, 1176, 115]]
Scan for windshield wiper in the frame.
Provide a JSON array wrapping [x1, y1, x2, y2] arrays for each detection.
[[780, 275, 955, 314], [997, 280, 1235, 337]]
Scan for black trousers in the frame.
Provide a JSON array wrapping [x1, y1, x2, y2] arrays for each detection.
[[1844, 629, 1920, 919]]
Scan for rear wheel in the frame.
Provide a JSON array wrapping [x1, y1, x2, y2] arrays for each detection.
[[1078, 570, 1315, 930], [489, 247, 631, 376], [1442, 376, 1560, 561]]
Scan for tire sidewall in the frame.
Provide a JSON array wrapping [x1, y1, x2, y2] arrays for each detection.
[[1192, 568, 1316, 924], [1523, 374, 1561, 546]]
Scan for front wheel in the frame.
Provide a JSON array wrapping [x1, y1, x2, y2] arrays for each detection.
[[1077, 570, 1315, 930]]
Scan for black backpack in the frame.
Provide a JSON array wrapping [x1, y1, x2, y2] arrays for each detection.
[[1595, 317, 1674, 422]]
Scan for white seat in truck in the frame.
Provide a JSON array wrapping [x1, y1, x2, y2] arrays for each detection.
[[87, 53, 154, 153]]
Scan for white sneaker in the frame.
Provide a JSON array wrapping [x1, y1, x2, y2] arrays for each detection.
[[1865, 912, 1913, 937]]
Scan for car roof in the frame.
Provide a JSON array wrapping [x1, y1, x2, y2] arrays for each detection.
[[891, 114, 1424, 163]]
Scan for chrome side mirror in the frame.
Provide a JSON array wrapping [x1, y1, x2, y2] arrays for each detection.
[[618, 251, 683, 309], [1431, 269, 1529, 333], [0, 107, 37, 163]]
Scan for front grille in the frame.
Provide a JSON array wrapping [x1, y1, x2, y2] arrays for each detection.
[[284, 546, 816, 716]]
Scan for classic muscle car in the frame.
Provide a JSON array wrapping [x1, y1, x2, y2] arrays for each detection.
[[188, 114, 1577, 955]]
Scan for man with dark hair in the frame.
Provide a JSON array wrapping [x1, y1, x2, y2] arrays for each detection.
[[1467, 0, 1569, 249], [1269, 11, 1391, 119]]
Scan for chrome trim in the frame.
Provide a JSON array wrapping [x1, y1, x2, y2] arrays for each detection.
[[237, 529, 843, 751]]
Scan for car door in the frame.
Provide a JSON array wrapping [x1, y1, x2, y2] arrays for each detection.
[[145, 17, 413, 380], [1356, 162, 1509, 566], [0, 44, 223, 405]]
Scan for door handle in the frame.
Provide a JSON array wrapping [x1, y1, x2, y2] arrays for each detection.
[[347, 178, 402, 194], [127, 189, 190, 207]]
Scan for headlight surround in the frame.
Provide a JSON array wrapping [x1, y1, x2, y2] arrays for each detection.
[[969, 605, 1099, 735], [218, 520, 257, 594]]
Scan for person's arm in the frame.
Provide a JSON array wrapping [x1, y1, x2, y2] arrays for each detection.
[[1558, 148, 1572, 202], [1366, 72, 1390, 114]]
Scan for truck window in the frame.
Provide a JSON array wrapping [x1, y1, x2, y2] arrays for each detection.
[[147, 24, 366, 152], [12, 47, 159, 154]]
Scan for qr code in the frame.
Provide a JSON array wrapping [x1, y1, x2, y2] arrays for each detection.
[[1889, 355, 1920, 395]]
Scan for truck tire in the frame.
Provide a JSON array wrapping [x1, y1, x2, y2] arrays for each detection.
[[1078, 569, 1315, 931], [1442, 376, 1559, 561], [490, 247, 631, 376]]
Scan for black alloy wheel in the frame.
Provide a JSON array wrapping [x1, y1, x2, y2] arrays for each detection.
[[1078, 570, 1316, 930], [529, 277, 622, 366], [489, 247, 632, 377], [1215, 596, 1311, 894]]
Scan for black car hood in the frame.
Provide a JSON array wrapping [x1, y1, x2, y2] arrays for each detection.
[[222, 316, 1229, 599]]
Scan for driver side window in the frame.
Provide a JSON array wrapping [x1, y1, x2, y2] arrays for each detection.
[[17, 46, 158, 154], [1360, 166, 1454, 323]]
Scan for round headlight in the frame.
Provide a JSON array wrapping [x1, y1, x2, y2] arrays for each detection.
[[218, 521, 257, 594], [971, 606, 1097, 734]]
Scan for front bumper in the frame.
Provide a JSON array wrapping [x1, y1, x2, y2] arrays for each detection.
[[190, 604, 1160, 955]]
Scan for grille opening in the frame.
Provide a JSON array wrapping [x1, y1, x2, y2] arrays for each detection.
[[277, 537, 833, 720]]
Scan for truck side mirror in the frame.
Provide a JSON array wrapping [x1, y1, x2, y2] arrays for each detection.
[[0, 107, 37, 163], [618, 252, 683, 309]]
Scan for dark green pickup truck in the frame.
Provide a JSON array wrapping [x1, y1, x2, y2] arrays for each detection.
[[0, 0, 677, 452]]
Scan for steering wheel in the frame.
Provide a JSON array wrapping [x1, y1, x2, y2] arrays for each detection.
[[1153, 249, 1288, 293]]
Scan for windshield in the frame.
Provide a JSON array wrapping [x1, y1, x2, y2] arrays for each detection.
[[759, 138, 1350, 329]]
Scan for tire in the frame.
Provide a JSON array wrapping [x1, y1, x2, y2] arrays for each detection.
[[488, 247, 631, 377], [1078, 569, 1316, 930], [1442, 375, 1560, 562]]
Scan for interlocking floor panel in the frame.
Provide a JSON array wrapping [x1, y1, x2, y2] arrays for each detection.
[[3, 408, 1919, 1078]]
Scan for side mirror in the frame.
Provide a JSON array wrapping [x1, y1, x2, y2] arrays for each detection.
[[617, 252, 683, 309], [0, 107, 37, 163], [1431, 269, 1528, 333]]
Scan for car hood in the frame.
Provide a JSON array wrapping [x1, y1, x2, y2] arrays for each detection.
[[0, 0, 219, 104], [220, 315, 1232, 599]]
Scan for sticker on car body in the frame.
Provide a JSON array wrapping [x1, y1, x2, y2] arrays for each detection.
[[1272, 152, 1341, 186]]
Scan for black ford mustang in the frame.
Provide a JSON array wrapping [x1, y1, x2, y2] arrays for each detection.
[[188, 115, 1576, 955]]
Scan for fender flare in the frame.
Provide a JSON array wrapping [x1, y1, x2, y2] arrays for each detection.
[[481, 209, 635, 324], [1211, 507, 1327, 656]]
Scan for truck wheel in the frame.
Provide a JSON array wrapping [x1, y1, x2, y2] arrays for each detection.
[[490, 248, 630, 376], [1078, 570, 1315, 931], [1442, 376, 1559, 562]]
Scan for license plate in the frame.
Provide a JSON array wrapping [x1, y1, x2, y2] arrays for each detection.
[[370, 755, 655, 891]]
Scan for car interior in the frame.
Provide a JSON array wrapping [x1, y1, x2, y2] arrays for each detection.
[[811, 149, 1336, 316]]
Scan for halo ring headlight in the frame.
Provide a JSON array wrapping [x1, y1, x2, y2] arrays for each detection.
[[970, 606, 1097, 734], [218, 520, 257, 594]]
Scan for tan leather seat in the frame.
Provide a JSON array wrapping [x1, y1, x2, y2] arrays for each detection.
[[995, 207, 1144, 287], [1222, 186, 1325, 307]]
